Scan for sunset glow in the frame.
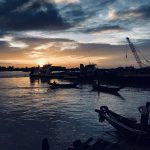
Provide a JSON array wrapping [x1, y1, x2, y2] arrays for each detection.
[[36, 59, 47, 67]]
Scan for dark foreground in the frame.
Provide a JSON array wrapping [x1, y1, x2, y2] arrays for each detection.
[[42, 137, 123, 150]]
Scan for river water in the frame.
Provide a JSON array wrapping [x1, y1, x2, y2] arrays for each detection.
[[0, 71, 150, 150]]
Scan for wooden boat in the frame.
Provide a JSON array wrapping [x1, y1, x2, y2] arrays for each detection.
[[48, 82, 77, 89], [95, 106, 150, 141], [93, 84, 122, 94]]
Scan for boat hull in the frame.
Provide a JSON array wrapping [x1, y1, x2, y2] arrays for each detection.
[[49, 83, 77, 89], [93, 85, 121, 94], [95, 106, 150, 141]]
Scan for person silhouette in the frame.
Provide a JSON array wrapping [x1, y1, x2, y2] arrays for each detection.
[[138, 102, 150, 130]]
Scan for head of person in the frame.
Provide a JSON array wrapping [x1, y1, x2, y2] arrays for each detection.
[[146, 102, 150, 108]]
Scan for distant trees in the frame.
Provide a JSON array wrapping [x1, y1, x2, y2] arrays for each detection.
[[0, 65, 66, 72], [0, 66, 32, 72]]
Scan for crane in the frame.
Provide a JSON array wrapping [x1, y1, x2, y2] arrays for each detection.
[[126, 37, 144, 68]]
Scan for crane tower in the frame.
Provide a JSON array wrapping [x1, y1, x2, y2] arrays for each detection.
[[126, 37, 144, 68]]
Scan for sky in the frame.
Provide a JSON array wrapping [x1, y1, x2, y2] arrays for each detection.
[[0, 0, 150, 68]]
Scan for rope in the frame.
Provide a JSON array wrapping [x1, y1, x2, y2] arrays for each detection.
[[131, 42, 150, 67]]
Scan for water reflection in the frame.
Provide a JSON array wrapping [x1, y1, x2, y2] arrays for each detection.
[[91, 88, 125, 100], [30, 77, 41, 85], [30, 77, 73, 85]]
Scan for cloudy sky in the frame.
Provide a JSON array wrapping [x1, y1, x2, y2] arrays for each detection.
[[0, 0, 150, 68]]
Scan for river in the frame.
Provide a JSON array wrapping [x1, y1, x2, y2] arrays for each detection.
[[0, 71, 150, 150]]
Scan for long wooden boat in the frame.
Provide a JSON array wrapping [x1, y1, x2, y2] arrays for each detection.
[[95, 106, 150, 141], [48, 82, 77, 89], [93, 84, 122, 94]]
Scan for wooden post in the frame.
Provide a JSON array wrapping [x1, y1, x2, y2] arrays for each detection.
[[42, 138, 50, 150]]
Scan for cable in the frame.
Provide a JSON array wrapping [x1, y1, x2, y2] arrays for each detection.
[[136, 47, 150, 65], [126, 44, 128, 67], [126, 38, 150, 68]]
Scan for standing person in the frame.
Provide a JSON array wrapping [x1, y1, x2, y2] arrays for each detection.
[[138, 102, 150, 130]]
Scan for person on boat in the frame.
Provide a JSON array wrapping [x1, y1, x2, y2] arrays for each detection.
[[53, 80, 56, 85], [138, 102, 150, 130]]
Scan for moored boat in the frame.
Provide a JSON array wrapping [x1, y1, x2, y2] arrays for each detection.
[[93, 84, 122, 94], [95, 105, 150, 141]]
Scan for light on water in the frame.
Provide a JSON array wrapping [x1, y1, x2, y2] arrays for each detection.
[[0, 72, 150, 150]]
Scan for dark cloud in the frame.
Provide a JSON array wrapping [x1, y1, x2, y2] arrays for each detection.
[[82, 25, 125, 33], [0, 0, 29, 14], [48, 42, 124, 58], [16, 37, 123, 58], [134, 39, 150, 54], [70, 43, 124, 57], [0, 42, 17, 52], [1, 35, 149, 56], [0, 0, 122, 33], [60, 3, 85, 23], [0, 35, 77, 53], [137, 39, 150, 47], [59, 0, 117, 25], [16, 37, 75, 43], [117, 5, 150, 20], [14, 37, 76, 47], [0, 0, 69, 31], [49, 39, 150, 59], [0, 40, 9, 48]]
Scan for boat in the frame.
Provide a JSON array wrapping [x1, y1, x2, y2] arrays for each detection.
[[48, 82, 77, 89], [93, 84, 122, 94], [95, 105, 150, 141], [30, 64, 66, 78]]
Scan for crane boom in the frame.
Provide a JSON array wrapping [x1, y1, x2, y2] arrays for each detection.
[[126, 37, 143, 68]]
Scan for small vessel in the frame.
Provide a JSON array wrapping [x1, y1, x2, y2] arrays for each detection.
[[93, 84, 122, 94], [95, 105, 150, 141], [48, 81, 77, 89]]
